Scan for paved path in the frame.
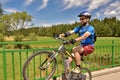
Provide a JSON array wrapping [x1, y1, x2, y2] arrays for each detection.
[[52, 66, 120, 80], [92, 66, 120, 80], [92, 72, 120, 80]]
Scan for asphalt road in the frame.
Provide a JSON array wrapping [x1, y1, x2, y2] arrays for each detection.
[[92, 66, 120, 80], [92, 72, 120, 80], [51, 66, 120, 80]]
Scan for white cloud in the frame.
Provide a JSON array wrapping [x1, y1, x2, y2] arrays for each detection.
[[37, 0, 49, 11], [88, 0, 112, 11], [39, 22, 61, 27], [42, 24, 51, 27], [62, 0, 112, 11], [62, 0, 113, 12], [94, 12, 100, 19], [61, 0, 120, 20], [62, 0, 90, 10], [104, 11, 116, 15], [24, 0, 34, 6], [103, 1, 120, 16], [4, 8, 18, 13], [68, 20, 75, 24], [93, 0, 120, 20]]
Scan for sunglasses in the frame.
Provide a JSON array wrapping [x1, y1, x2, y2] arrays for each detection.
[[80, 18, 86, 20]]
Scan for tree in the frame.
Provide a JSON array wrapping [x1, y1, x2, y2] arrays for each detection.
[[0, 11, 33, 35], [0, 3, 3, 16], [0, 3, 5, 34], [9, 12, 33, 34]]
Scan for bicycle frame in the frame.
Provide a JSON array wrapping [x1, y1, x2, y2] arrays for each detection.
[[38, 39, 64, 68], [39, 38, 77, 75], [22, 36, 92, 80]]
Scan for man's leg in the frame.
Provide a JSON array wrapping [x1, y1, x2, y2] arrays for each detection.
[[72, 45, 94, 73], [68, 46, 83, 67], [71, 46, 84, 73], [73, 46, 84, 64]]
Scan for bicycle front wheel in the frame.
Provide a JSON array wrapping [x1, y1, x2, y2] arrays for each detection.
[[22, 51, 57, 80], [81, 67, 92, 80]]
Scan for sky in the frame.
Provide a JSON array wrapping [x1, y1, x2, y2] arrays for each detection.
[[1, 0, 120, 27]]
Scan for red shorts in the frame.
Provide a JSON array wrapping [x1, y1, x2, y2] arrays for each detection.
[[82, 45, 94, 56]]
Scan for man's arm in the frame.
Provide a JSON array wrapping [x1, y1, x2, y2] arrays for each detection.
[[75, 31, 91, 42], [59, 30, 75, 37]]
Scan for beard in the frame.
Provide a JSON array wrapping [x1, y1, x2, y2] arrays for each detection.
[[81, 22, 87, 26]]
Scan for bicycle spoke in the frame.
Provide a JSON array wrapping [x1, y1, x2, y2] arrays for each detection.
[[23, 51, 57, 80]]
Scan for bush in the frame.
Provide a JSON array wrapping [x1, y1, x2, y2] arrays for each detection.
[[23, 44, 31, 49], [27, 33, 38, 41], [6, 44, 14, 49], [14, 35, 24, 49], [0, 34, 4, 42], [14, 35, 24, 42]]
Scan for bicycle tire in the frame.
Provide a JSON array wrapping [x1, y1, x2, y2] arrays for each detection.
[[81, 67, 92, 80], [22, 51, 57, 80]]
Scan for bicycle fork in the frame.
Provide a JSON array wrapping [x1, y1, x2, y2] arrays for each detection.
[[39, 51, 58, 70]]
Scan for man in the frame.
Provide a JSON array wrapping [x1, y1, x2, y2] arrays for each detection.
[[59, 11, 95, 73]]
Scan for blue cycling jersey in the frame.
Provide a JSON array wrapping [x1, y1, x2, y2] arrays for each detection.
[[73, 24, 95, 46]]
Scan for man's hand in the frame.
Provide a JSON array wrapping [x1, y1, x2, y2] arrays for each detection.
[[64, 32, 71, 37], [59, 33, 64, 38]]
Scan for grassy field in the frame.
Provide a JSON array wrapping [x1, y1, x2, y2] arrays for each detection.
[[3, 36, 120, 48], [0, 36, 120, 80]]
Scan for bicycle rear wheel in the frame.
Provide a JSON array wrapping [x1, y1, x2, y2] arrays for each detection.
[[22, 51, 57, 80], [81, 67, 92, 80]]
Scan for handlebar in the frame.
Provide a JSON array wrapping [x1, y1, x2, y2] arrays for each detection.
[[53, 34, 70, 44]]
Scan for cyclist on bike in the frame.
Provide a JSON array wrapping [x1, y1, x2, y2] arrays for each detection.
[[59, 11, 95, 73]]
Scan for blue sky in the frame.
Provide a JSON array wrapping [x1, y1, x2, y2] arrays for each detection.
[[1, 0, 120, 27]]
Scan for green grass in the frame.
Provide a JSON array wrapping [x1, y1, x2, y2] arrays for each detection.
[[0, 36, 120, 80]]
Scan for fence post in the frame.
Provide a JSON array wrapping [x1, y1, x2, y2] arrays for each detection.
[[112, 40, 114, 67], [2, 44, 7, 80]]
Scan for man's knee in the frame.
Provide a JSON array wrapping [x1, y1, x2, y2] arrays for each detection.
[[72, 46, 83, 53]]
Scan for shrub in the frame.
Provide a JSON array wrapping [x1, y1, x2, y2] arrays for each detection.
[[14, 35, 24, 49], [0, 34, 4, 42], [14, 35, 24, 42], [23, 44, 31, 49], [27, 33, 38, 41]]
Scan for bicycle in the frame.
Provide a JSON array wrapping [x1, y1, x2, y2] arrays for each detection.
[[22, 35, 92, 80]]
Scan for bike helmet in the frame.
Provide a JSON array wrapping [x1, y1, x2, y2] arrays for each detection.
[[78, 11, 91, 18]]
